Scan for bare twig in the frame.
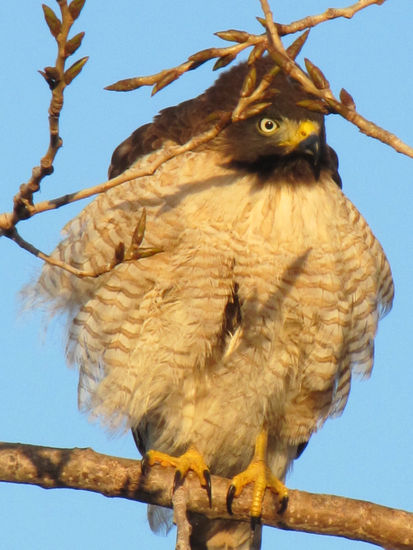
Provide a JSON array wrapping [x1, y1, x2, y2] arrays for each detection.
[[259, 0, 413, 158], [7, 0, 87, 230], [173, 485, 192, 550], [1, 443, 412, 549], [276, 0, 387, 35]]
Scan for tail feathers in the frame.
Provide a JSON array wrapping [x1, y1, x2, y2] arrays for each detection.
[[148, 506, 262, 549], [189, 515, 261, 550]]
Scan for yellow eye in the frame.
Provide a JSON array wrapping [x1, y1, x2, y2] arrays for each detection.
[[257, 117, 279, 135]]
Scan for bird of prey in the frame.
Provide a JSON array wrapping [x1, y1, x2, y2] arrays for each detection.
[[33, 56, 394, 549]]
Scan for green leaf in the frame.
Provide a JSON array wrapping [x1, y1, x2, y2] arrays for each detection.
[[65, 32, 85, 57], [286, 30, 310, 61], [215, 29, 249, 43], [247, 43, 265, 65], [64, 56, 88, 84], [304, 58, 330, 90], [240, 66, 257, 98], [42, 4, 61, 38], [151, 71, 178, 96], [296, 99, 330, 114], [213, 54, 236, 71], [237, 101, 272, 120], [68, 0, 86, 20]]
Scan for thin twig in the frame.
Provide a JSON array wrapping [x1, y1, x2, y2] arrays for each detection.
[[173, 485, 192, 550], [276, 0, 387, 35], [259, 0, 413, 158]]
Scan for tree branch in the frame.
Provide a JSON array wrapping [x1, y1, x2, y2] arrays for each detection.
[[1, 442, 412, 549]]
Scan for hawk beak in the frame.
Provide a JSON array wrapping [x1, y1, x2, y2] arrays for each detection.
[[296, 133, 321, 165], [279, 120, 322, 165]]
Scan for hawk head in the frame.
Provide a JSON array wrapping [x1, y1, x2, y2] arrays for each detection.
[[109, 56, 341, 187]]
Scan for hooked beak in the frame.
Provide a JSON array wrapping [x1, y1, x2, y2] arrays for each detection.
[[297, 133, 321, 165], [279, 120, 322, 165]]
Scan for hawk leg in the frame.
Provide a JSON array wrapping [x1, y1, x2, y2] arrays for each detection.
[[143, 446, 212, 506], [226, 427, 288, 522]]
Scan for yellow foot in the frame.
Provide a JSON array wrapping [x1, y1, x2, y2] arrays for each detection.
[[142, 446, 212, 507], [226, 429, 288, 522]]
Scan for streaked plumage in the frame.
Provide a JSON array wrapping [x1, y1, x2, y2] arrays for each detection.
[[31, 57, 393, 549]]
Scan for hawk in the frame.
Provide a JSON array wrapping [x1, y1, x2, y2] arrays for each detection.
[[33, 57, 394, 549]]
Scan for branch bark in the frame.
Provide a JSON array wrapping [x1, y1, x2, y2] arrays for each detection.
[[1, 442, 412, 549]]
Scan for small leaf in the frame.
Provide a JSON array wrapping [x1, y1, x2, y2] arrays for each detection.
[[69, 0, 86, 20], [304, 58, 330, 90], [241, 66, 257, 98], [151, 71, 178, 96], [65, 32, 85, 57], [248, 43, 266, 65], [256, 16, 267, 29], [286, 30, 310, 61], [188, 48, 216, 64], [132, 209, 147, 250], [42, 4, 61, 38], [64, 56, 88, 84], [105, 77, 148, 92], [188, 59, 209, 71], [296, 99, 330, 114], [237, 101, 272, 120], [213, 54, 236, 71], [215, 29, 249, 43], [340, 88, 356, 110]]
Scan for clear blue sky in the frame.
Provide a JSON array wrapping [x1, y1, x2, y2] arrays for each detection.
[[1, 1, 412, 549]]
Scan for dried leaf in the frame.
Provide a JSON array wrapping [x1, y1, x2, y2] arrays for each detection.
[[241, 66, 257, 98], [151, 71, 178, 96], [64, 56, 88, 84], [248, 43, 266, 65], [38, 66, 60, 89], [65, 32, 85, 57], [213, 54, 236, 71], [69, 0, 86, 20], [304, 58, 330, 90], [340, 88, 356, 110], [114, 242, 125, 264], [296, 99, 330, 114], [286, 30, 310, 61], [215, 29, 249, 43], [237, 101, 272, 120], [42, 4, 61, 38]]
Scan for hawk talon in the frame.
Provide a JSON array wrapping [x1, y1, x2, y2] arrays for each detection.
[[142, 447, 212, 506], [203, 469, 212, 508], [278, 495, 289, 515], [173, 469, 183, 493], [250, 515, 262, 530], [226, 483, 236, 515]]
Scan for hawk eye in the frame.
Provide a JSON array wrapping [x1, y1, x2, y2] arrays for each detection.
[[257, 117, 279, 135]]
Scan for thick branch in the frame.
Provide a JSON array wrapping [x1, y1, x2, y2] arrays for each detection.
[[1, 442, 412, 549]]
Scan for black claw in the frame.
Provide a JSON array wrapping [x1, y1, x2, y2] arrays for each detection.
[[203, 469, 212, 508], [250, 515, 262, 531], [226, 484, 236, 515], [278, 495, 289, 515], [141, 455, 150, 476], [173, 470, 182, 493]]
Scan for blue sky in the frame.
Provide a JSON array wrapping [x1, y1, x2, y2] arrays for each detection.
[[1, 1, 412, 549]]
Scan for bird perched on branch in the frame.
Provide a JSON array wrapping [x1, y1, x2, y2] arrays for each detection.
[[32, 56, 393, 549]]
